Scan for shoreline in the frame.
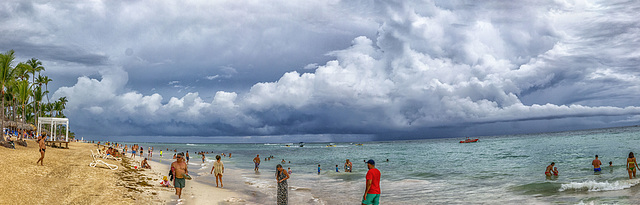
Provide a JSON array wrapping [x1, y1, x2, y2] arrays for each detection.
[[140, 157, 249, 205]]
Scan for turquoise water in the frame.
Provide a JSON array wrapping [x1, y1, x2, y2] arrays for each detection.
[[124, 125, 640, 204]]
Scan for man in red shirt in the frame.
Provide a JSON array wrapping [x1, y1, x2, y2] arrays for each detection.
[[362, 159, 380, 205]]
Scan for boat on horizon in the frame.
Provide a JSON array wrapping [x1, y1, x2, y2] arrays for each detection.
[[459, 138, 479, 143]]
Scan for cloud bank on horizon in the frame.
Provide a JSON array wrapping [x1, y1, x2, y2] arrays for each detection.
[[2, 0, 640, 141]]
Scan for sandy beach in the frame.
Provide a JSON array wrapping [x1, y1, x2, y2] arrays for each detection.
[[0, 140, 248, 205], [144, 159, 248, 205]]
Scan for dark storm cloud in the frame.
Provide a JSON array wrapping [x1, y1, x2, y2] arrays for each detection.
[[2, 0, 640, 142]]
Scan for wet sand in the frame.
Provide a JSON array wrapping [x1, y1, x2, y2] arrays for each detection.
[[143, 159, 248, 205]]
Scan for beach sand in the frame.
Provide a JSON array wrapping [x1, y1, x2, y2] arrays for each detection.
[[144, 160, 248, 205], [0, 140, 247, 205]]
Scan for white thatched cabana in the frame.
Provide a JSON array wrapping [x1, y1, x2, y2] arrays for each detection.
[[37, 117, 69, 142]]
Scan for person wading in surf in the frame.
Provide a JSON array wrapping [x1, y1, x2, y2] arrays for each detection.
[[592, 155, 602, 173], [627, 152, 638, 179], [545, 162, 554, 176]]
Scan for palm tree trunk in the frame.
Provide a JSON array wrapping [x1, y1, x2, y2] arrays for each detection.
[[1, 90, 4, 135]]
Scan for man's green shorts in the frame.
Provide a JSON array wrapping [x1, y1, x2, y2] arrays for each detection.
[[174, 178, 186, 188], [362, 194, 380, 205]]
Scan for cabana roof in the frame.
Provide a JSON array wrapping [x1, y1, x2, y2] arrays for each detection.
[[37, 117, 70, 142]]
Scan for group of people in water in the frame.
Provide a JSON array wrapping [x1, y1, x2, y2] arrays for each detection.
[[546, 152, 640, 179]]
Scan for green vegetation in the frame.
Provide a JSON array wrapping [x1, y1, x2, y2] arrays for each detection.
[[0, 49, 70, 137]]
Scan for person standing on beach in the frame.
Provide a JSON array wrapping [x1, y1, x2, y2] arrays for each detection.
[[130, 145, 137, 158], [36, 134, 46, 166], [628, 152, 638, 179], [186, 151, 190, 163], [202, 153, 206, 163], [171, 152, 188, 199], [362, 159, 380, 205], [254, 155, 261, 171], [210, 155, 224, 187], [276, 164, 290, 205], [592, 155, 602, 173], [545, 162, 554, 176], [318, 164, 321, 175], [140, 147, 143, 157], [345, 159, 353, 172]]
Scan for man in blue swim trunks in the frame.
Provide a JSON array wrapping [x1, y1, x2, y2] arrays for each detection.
[[592, 155, 602, 172], [253, 154, 261, 171]]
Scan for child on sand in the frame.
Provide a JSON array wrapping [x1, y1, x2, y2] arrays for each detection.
[[160, 176, 171, 187]]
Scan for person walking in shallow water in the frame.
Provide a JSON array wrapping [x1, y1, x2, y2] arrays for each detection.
[[171, 153, 189, 200], [210, 155, 224, 188], [254, 155, 261, 171], [276, 164, 290, 205], [362, 159, 380, 205], [628, 152, 638, 179]]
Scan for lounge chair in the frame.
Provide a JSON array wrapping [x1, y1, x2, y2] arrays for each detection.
[[104, 154, 122, 161], [89, 153, 118, 170], [96, 149, 122, 161]]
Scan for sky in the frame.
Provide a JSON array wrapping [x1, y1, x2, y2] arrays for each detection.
[[1, 0, 640, 143]]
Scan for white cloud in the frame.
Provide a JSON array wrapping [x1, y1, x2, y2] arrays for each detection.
[[39, 0, 640, 140], [205, 75, 219, 80], [303, 63, 318, 70]]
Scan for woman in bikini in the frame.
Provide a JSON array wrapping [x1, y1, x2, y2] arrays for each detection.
[[628, 152, 639, 179], [545, 162, 554, 177]]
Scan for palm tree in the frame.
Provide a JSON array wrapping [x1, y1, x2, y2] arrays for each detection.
[[14, 62, 30, 81], [16, 80, 32, 122], [40, 75, 52, 104], [0, 50, 17, 132], [56, 96, 67, 117], [27, 58, 44, 88], [33, 86, 44, 124]]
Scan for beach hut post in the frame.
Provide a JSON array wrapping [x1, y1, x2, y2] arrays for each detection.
[[37, 117, 70, 142]]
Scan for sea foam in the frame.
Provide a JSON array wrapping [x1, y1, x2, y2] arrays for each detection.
[[559, 179, 640, 192]]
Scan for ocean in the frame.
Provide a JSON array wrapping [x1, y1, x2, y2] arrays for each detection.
[[122, 125, 640, 204]]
